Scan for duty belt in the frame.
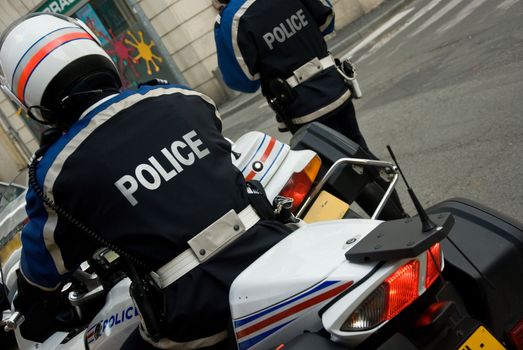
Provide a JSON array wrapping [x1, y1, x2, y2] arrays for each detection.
[[156, 205, 260, 289], [285, 55, 336, 88]]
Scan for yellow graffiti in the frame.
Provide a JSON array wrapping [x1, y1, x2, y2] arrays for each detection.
[[125, 31, 163, 75]]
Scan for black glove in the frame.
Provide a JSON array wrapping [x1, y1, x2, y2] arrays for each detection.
[[13, 270, 73, 342]]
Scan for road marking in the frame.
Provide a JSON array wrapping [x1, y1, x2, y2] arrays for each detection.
[[408, 0, 462, 38], [356, 0, 444, 62], [342, 8, 414, 60], [258, 101, 268, 109], [384, 42, 404, 58], [497, 0, 519, 10], [437, 0, 489, 33]]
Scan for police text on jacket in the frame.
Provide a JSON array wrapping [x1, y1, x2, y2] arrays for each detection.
[[114, 130, 210, 206], [263, 9, 309, 50]]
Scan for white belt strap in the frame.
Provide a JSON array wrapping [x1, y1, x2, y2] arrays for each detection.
[[286, 55, 336, 88], [156, 205, 260, 289]]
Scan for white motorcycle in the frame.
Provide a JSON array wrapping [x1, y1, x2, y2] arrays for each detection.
[[1, 125, 522, 350]]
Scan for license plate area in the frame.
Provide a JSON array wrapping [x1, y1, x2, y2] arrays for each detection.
[[459, 326, 506, 350]]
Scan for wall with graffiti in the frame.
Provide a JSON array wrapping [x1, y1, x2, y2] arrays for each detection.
[[73, 0, 176, 89]]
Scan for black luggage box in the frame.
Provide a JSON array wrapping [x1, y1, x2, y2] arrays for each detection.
[[427, 198, 523, 340]]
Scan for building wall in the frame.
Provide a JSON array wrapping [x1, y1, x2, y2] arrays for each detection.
[[0, 124, 26, 181], [0, 0, 42, 181], [0, 0, 384, 179]]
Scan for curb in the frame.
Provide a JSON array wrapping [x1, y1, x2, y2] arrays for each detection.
[[218, 0, 414, 119]]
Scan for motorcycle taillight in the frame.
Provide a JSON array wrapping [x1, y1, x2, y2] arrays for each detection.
[[385, 260, 420, 319], [341, 260, 420, 331], [279, 155, 321, 212], [425, 243, 442, 288], [509, 319, 523, 350]]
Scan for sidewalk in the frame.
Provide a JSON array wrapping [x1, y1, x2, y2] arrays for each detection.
[[217, 0, 414, 119]]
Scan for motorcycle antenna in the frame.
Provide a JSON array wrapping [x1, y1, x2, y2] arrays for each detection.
[[386, 145, 437, 232]]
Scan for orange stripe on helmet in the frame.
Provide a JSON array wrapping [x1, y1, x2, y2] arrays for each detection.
[[16, 32, 93, 103]]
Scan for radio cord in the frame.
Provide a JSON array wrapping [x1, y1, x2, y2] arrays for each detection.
[[28, 156, 151, 272]]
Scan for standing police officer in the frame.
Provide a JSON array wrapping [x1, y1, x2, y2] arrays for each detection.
[[214, 0, 372, 152], [0, 13, 290, 349]]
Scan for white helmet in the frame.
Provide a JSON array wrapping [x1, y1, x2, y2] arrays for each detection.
[[0, 13, 121, 127]]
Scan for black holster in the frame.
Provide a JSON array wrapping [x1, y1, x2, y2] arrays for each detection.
[[246, 180, 276, 221], [266, 78, 298, 133], [127, 265, 167, 343], [246, 180, 298, 224], [14, 270, 77, 342]]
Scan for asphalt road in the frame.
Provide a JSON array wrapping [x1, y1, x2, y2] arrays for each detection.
[[221, 0, 523, 220]]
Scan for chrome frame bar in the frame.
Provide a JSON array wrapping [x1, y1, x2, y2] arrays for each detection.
[[296, 157, 399, 220]]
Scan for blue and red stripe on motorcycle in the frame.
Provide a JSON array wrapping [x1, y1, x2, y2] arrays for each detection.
[[243, 135, 286, 184], [234, 280, 353, 349], [86, 322, 102, 344]]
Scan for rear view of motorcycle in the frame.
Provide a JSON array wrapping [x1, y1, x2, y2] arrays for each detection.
[[1, 130, 523, 350], [228, 130, 523, 349]]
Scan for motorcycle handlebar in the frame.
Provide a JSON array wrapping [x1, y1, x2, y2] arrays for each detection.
[[1, 310, 24, 332]]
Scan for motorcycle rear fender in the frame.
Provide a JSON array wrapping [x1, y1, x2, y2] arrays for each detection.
[[427, 198, 523, 339]]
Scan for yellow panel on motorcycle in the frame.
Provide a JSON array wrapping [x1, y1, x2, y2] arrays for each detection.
[[303, 190, 349, 223], [459, 326, 506, 350]]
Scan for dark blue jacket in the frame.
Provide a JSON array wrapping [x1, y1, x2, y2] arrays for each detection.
[[20, 84, 290, 344], [215, 0, 351, 131]]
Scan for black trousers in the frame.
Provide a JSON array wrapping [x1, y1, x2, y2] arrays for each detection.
[[314, 99, 371, 154]]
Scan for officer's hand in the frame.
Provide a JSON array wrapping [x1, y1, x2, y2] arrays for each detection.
[[13, 270, 66, 342]]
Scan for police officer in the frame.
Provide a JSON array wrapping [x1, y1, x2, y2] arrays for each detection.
[[214, 0, 372, 152], [0, 13, 290, 349]]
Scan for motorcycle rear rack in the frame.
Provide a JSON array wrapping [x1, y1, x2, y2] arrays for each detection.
[[297, 157, 400, 220]]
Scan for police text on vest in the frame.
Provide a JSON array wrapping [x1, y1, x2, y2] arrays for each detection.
[[263, 9, 309, 50], [114, 130, 210, 206]]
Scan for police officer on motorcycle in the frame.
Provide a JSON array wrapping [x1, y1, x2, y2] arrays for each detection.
[[0, 13, 291, 349], [213, 0, 372, 153]]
